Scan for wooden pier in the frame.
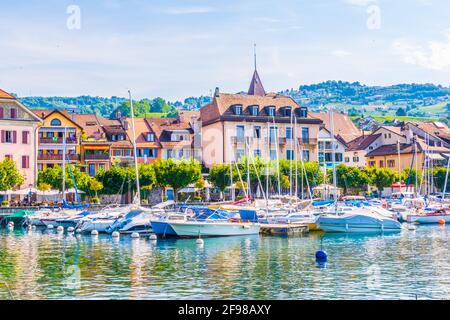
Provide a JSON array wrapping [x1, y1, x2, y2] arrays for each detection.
[[260, 223, 309, 236]]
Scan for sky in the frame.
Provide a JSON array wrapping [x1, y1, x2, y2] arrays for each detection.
[[1, 0, 450, 101]]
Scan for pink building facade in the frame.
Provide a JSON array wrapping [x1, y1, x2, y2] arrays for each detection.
[[0, 89, 42, 188]]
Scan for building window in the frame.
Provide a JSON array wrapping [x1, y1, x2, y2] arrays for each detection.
[[302, 150, 310, 162], [115, 150, 121, 156], [301, 128, 310, 143], [22, 131, 29, 144], [10, 108, 17, 119], [236, 125, 245, 142], [125, 149, 131, 157], [167, 149, 173, 159], [270, 150, 277, 160], [147, 133, 155, 142], [387, 160, 395, 168], [297, 107, 308, 118], [1, 130, 16, 143], [286, 127, 293, 140], [50, 119, 62, 126], [345, 157, 350, 163], [233, 105, 242, 115], [88, 164, 96, 177], [236, 149, 245, 160], [5, 155, 12, 160], [21, 156, 30, 169], [335, 153, 343, 162], [286, 149, 294, 160], [149, 149, 158, 158], [282, 107, 292, 117], [266, 107, 275, 117], [269, 126, 277, 143], [379, 160, 384, 167], [253, 126, 261, 139], [250, 106, 259, 116], [254, 149, 261, 158], [353, 156, 359, 162]]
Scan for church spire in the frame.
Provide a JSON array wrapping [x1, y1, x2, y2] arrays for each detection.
[[248, 44, 266, 96]]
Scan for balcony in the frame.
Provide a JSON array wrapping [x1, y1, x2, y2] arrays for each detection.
[[38, 154, 80, 161], [85, 153, 110, 160], [39, 137, 77, 144], [265, 137, 287, 145], [231, 136, 253, 144], [298, 138, 318, 145]]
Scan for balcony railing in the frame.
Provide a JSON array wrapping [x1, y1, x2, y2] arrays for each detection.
[[298, 137, 318, 145], [231, 136, 254, 144], [265, 137, 288, 145], [85, 154, 110, 160], [39, 137, 77, 144], [38, 154, 80, 161]]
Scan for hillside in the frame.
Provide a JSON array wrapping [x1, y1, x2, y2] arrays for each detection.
[[14, 81, 450, 121]]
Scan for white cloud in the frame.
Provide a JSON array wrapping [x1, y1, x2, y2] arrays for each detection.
[[344, 0, 377, 6], [331, 50, 352, 58], [164, 6, 215, 15], [393, 29, 450, 71]]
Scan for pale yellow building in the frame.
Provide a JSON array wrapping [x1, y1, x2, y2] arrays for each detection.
[[200, 69, 323, 167]]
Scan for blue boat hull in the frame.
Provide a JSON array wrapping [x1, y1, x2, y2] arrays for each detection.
[[150, 221, 178, 237]]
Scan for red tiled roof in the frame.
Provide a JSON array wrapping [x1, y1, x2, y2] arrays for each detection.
[[0, 89, 15, 99], [310, 111, 362, 143], [32, 109, 83, 128], [366, 143, 422, 157], [346, 134, 381, 151], [248, 70, 266, 96]]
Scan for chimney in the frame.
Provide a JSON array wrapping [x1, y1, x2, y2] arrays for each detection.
[[123, 120, 129, 131], [214, 87, 220, 97], [116, 110, 122, 120]]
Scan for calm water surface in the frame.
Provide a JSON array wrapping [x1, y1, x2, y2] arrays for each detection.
[[0, 225, 449, 300]]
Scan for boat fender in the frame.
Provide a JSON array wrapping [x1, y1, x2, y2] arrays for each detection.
[[57, 226, 64, 233], [315, 250, 328, 263], [91, 230, 99, 236], [196, 238, 204, 245], [149, 234, 157, 240], [112, 231, 120, 238], [47, 224, 54, 229], [67, 227, 75, 233], [438, 219, 445, 225], [131, 232, 140, 239]]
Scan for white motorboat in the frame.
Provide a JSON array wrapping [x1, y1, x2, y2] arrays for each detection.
[[167, 220, 260, 238], [317, 207, 402, 233], [407, 208, 450, 224]]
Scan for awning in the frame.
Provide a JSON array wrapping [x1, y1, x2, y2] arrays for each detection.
[[426, 153, 445, 160]]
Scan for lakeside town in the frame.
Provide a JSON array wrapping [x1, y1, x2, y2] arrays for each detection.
[[1, 67, 449, 209]]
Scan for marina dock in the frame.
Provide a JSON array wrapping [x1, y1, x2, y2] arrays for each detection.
[[260, 223, 309, 236]]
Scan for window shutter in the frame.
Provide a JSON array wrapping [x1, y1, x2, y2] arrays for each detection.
[[1, 130, 4, 143], [0, 107, 3, 119], [13, 131, 17, 143], [11, 108, 17, 119], [22, 156, 26, 169], [22, 131, 29, 144]]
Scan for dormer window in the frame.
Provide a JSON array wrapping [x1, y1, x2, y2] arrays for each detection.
[[266, 106, 275, 117], [10, 108, 17, 119], [249, 105, 259, 116], [282, 107, 292, 117], [146, 133, 155, 142], [50, 118, 62, 126], [233, 105, 242, 115], [296, 107, 308, 118]]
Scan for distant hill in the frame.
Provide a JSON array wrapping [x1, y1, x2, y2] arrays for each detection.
[[15, 81, 450, 121]]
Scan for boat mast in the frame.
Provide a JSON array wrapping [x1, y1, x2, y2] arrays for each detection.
[[397, 139, 401, 193], [329, 109, 337, 204], [265, 118, 270, 210], [245, 122, 251, 203], [414, 135, 418, 197], [128, 90, 141, 205], [62, 126, 67, 204], [442, 156, 450, 201], [272, 115, 281, 197], [294, 115, 298, 204], [289, 110, 294, 201]]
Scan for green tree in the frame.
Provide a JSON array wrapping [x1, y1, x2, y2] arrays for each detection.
[[366, 167, 398, 196], [396, 108, 407, 116], [0, 158, 25, 191], [152, 159, 202, 202], [329, 164, 369, 195], [89, 178, 104, 198], [95, 165, 136, 195], [401, 168, 422, 187], [38, 165, 91, 192], [208, 163, 235, 199], [433, 167, 450, 193]]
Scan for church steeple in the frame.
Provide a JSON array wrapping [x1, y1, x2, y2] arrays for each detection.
[[248, 44, 266, 96]]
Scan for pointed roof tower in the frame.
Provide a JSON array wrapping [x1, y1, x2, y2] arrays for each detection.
[[247, 44, 266, 96]]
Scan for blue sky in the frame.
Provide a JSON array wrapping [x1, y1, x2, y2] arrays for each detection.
[[1, 0, 450, 101]]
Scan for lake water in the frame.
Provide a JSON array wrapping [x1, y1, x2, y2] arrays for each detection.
[[0, 225, 449, 300]]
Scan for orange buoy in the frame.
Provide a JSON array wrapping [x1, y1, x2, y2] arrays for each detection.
[[438, 219, 446, 225]]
